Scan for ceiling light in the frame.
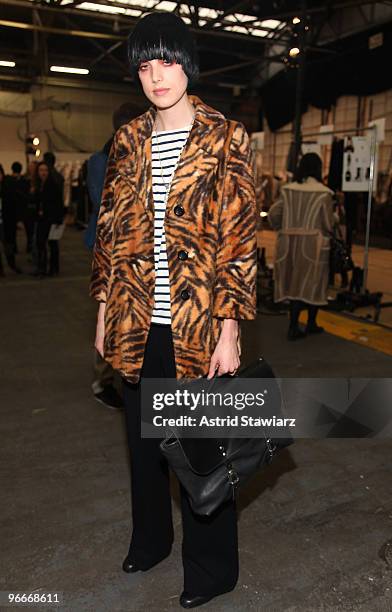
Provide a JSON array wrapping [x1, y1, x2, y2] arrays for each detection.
[[198, 7, 220, 19], [224, 25, 249, 35], [33, 137, 40, 146], [50, 66, 89, 75], [0, 60, 16, 67], [250, 29, 268, 38], [293, 17, 301, 24], [289, 47, 300, 57], [226, 13, 255, 23], [79, 2, 125, 14], [259, 19, 282, 29], [156, 1, 177, 10], [35, 149, 41, 158]]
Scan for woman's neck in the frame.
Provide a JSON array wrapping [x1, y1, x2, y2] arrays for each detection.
[[154, 93, 195, 131]]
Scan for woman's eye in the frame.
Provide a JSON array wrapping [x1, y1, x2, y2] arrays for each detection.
[[162, 60, 173, 66], [138, 64, 148, 71]]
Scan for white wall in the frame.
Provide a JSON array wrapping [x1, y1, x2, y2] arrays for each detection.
[[0, 83, 147, 174], [0, 92, 32, 173], [262, 90, 392, 175]]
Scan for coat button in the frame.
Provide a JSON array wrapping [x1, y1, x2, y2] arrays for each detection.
[[178, 249, 188, 260], [180, 289, 190, 300], [174, 205, 185, 216]]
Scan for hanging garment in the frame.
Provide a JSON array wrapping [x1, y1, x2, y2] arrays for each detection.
[[328, 138, 344, 192]]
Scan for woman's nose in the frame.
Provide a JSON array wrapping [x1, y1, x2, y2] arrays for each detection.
[[151, 61, 163, 83]]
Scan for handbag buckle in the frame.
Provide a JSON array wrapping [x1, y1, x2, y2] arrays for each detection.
[[266, 438, 277, 459], [227, 466, 240, 486]]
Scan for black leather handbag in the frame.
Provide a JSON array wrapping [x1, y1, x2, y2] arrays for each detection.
[[159, 357, 293, 516], [329, 227, 354, 274]]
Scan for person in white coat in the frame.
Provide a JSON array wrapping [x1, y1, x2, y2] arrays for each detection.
[[268, 153, 335, 340]]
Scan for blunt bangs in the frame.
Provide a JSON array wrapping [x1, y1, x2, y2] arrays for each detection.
[[128, 12, 199, 87]]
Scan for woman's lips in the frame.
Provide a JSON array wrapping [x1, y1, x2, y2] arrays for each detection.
[[153, 88, 170, 96]]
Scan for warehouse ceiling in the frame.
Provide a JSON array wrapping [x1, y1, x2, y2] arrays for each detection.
[[0, 0, 391, 97]]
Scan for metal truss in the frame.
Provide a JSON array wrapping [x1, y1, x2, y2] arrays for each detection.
[[0, 0, 391, 89]]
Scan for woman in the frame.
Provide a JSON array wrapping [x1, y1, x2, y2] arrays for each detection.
[[34, 162, 63, 277], [268, 153, 334, 340], [91, 12, 257, 609], [25, 160, 39, 254], [0, 164, 5, 276]]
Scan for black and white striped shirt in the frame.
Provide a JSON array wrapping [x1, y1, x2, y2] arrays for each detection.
[[151, 125, 192, 325]]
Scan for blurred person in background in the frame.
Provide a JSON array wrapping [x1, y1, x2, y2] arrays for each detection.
[[33, 162, 63, 278], [0, 164, 5, 276], [268, 153, 335, 340], [2, 161, 29, 273], [85, 103, 137, 411], [43, 152, 64, 196], [43, 152, 65, 272], [24, 160, 39, 254]]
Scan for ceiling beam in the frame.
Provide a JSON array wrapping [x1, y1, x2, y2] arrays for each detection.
[[0, 19, 125, 40], [60, 12, 128, 72], [201, 58, 260, 78], [1, 0, 286, 38], [249, 0, 381, 21], [89, 40, 124, 68], [0, 16, 288, 45]]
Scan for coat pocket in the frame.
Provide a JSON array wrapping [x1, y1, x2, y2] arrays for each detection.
[[275, 232, 289, 263]]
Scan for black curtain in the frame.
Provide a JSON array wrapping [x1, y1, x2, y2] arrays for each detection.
[[260, 23, 392, 131]]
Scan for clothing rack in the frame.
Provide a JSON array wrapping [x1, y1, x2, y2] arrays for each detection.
[[298, 125, 377, 293]]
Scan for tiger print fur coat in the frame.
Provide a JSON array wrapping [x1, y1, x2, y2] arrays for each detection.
[[90, 95, 257, 383]]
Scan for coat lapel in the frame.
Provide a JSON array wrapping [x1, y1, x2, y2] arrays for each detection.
[[117, 95, 226, 223]]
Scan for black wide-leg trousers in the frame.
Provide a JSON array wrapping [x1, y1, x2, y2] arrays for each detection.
[[122, 323, 239, 595]]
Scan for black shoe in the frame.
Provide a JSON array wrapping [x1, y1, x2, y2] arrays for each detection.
[[180, 593, 214, 609], [122, 557, 141, 574], [94, 385, 123, 410], [287, 327, 307, 341], [122, 550, 171, 574], [306, 324, 324, 334], [180, 586, 236, 609]]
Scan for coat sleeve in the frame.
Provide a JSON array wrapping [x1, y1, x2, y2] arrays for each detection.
[[87, 152, 108, 214], [89, 139, 117, 303], [268, 197, 284, 230], [321, 192, 335, 234], [212, 122, 257, 320]]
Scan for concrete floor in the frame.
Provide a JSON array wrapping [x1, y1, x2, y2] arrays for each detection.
[[1, 226, 392, 612]]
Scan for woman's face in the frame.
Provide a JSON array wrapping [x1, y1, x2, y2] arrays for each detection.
[[38, 164, 49, 182], [137, 58, 188, 109]]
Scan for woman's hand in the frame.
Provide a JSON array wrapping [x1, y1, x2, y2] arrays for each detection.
[[95, 302, 106, 357], [207, 319, 240, 379]]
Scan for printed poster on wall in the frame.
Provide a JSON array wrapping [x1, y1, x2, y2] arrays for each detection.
[[342, 136, 377, 192]]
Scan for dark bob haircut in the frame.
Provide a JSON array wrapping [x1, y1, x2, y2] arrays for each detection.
[[128, 12, 199, 88], [295, 152, 323, 183]]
